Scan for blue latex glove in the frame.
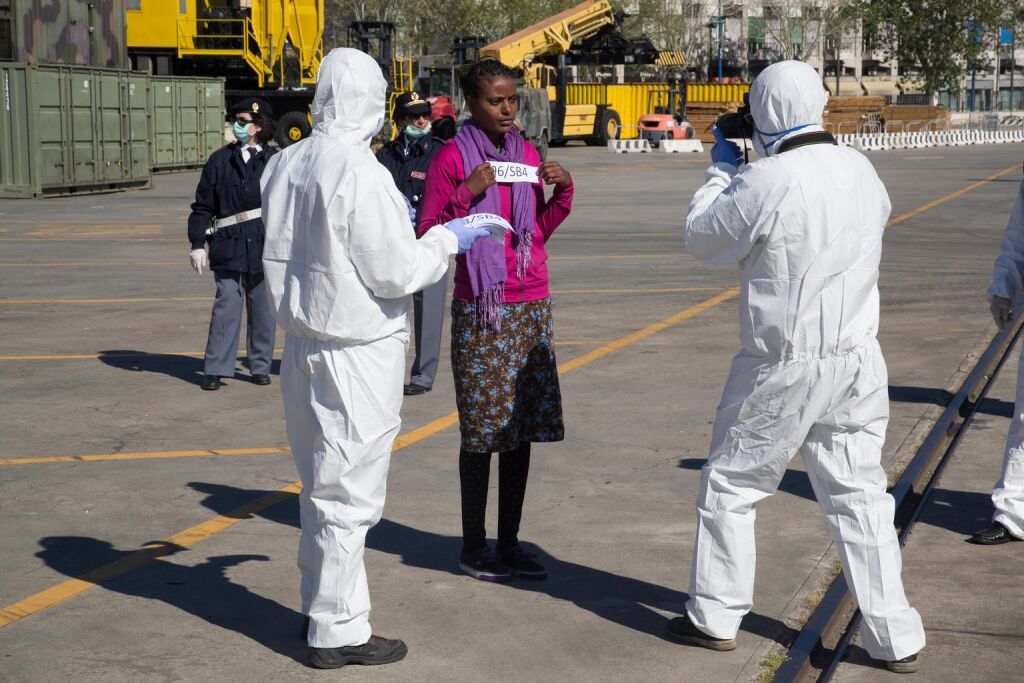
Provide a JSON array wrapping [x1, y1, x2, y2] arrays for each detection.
[[710, 127, 743, 167], [442, 217, 490, 254], [403, 196, 417, 224]]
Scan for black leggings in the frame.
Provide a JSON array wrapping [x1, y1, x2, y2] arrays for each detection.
[[459, 442, 531, 553]]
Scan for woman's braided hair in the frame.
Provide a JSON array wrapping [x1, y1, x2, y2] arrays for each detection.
[[460, 58, 517, 100]]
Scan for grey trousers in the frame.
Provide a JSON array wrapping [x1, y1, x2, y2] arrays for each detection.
[[409, 270, 448, 389], [203, 270, 276, 377]]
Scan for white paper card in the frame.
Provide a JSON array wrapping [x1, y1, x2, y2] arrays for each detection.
[[489, 162, 539, 183], [464, 213, 513, 244]]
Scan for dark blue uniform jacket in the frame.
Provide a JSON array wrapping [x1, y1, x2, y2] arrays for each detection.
[[375, 134, 445, 212], [187, 142, 277, 274]]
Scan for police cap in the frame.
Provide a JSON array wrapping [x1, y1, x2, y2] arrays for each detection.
[[229, 97, 274, 120], [393, 91, 431, 118]]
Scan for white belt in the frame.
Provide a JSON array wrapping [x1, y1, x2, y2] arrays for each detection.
[[206, 208, 262, 235]]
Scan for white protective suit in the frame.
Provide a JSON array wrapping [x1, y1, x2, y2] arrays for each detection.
[[260, 48, 458, 649], [682, 61, 925, 661], [986, 180, 1024, 540]]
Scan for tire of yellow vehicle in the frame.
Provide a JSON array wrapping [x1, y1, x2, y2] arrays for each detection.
[[586, 109, 620, 146], [276, 110, 312, 148]]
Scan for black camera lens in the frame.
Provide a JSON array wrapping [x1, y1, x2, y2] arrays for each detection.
[[715, 94, 754, 139]]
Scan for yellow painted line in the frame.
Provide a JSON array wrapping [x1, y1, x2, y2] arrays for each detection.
[[0, 261, 181, 267], [0, 287, 723, 306], [0, 296, 208, 305], [0, 447, 290, 466], [0, 348, 284, 362], [0, 483, 302, 627], [0, 290, 738, 627], [551, 287, 723, 295], [887, 164, 1020, 227], [550, 254, 682, 261], [559, 288, 738, 373]]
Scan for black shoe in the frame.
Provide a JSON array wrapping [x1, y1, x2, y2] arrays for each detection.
[[968, 521, 1021, 545], [459, 546, 512, 582], [498, 544, 548, 580], [404, 383, 431, 396], [301, 616, 310, 641], [251, 374, 271, 386], [665, 615, 737, 651], [885, 653, 919, 674], [308, 635, 408, 669], [201, 375, 223, 391]]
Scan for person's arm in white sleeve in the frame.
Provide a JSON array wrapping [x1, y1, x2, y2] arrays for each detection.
[[988, 180, 1024, 301], [347, 166, 458, 299], [683, 162, 776, 264]]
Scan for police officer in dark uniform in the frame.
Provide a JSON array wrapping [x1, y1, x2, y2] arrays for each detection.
[[187, 97, 278, 391], [376, 91, 447, 396]]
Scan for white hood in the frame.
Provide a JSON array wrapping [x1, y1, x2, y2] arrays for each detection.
[[749, 60, 827, 155], [311, 47, 387, 144]]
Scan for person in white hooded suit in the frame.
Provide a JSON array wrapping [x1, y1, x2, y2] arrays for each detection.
[[260, 48, 488, 669], [670, 61, 925, 674]]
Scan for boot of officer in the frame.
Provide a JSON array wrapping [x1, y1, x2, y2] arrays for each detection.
[[187, 97, 278, 390], [259, 48, 488, 669], [670, 60, 925, 674]]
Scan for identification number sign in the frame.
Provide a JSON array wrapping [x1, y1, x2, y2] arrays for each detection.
[[489, 162, 539, 183]]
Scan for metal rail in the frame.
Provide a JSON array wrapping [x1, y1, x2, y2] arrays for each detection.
[[774, 313, 1024, 682]]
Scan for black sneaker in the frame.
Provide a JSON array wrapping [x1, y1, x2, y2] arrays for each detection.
[[885, 653, 919, 674], [308, 635, 408, 669], [665, 615, 737, 651], [498, 544, 548, 580], [459, 546, 512, 582]]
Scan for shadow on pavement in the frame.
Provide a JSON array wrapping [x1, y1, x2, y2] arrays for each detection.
[[188, 482, 796, 648], [888, 385, 1013, 418], [35, 536, 306, 663], [98, 350, 280, 386], [677, 458, 995, 537]]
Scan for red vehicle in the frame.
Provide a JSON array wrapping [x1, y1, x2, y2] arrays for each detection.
[[638, 88, 695, 147]]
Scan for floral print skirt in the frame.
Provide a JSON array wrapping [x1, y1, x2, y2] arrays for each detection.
[[450, 298, 565, 453]]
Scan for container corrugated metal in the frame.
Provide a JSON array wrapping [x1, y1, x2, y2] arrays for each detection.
[[567, 82, 750, 139], [149, 75, 225, 171], [4, 0, 127, 69], [0, 62, 151, 198]]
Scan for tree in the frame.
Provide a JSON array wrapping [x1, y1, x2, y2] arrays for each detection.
[[756, 0, 860, 63], [861, 0, 1011, 99]]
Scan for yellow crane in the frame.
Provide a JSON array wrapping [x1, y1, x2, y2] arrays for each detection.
[[126, 1, 324, 146], [479, 0, 623, 146]]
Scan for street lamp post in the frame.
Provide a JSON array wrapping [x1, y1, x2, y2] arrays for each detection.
[[717, 0, 723, 83]]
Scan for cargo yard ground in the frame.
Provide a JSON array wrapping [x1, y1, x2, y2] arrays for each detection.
[[1, 144, 1023, 681]]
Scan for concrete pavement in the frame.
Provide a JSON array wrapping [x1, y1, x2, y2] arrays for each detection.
[[1, 143, 1022, 681]]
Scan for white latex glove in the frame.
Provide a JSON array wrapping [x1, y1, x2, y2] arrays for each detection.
[[990, 295, 1013, 329], [190, 247, 209, 275]]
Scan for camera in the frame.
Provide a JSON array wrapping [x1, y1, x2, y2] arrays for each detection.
[[715, 94, 753, 139]]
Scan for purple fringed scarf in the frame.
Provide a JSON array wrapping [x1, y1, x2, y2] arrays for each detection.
[[454, 120, 536, 328]]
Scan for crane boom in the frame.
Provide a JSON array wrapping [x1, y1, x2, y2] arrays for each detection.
[[479, 0, 615, 69]]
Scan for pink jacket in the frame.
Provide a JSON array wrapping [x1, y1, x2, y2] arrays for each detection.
[[416, 139, 574, 303]]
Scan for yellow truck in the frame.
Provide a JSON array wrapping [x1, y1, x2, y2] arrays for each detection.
[[479, 0, 621, 147], [126, 0, 323, 146]]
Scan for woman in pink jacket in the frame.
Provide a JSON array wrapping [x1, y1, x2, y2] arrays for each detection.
[[417, 59, 574, 583]]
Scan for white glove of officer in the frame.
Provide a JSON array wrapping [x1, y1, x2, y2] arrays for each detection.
[[990, 295, 1013, 329], [442, 218, 490, 254], [190, 247, 209, 275]]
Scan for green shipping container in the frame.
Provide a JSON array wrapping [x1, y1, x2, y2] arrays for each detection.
[[0, 0, 127, 69], [149, 76, 226, 172], [0, 62, 151, 198]]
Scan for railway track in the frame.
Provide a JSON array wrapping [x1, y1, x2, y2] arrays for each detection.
[[773, 313, 1024, 682]]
